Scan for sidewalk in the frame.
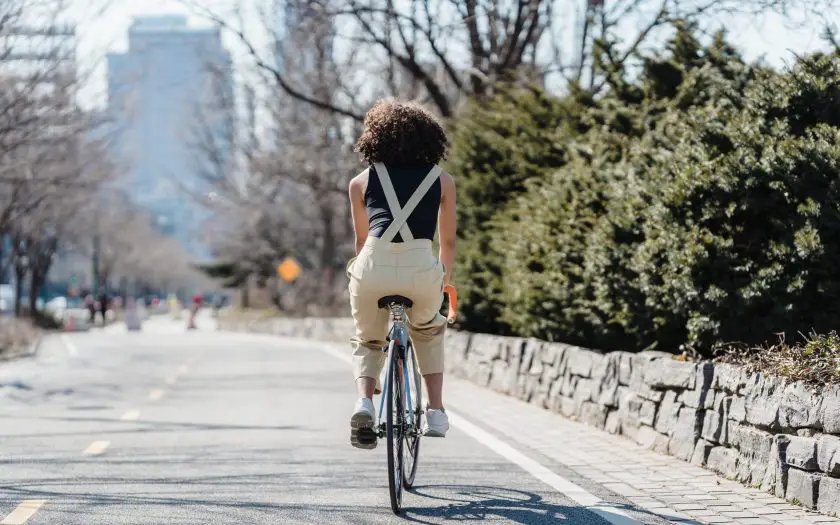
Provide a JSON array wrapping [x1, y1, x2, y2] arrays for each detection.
[[444, 374, 840, 525]]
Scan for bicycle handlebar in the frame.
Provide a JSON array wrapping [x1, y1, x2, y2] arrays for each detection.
[[443, 284, 458, 324]]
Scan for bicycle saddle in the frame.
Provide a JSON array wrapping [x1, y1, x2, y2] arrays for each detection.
[[377, 295, 413, 309]]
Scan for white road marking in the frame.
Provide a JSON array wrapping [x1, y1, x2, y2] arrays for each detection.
[[318, 342, 643, 525], [82, 441, 110, 456], [121, 410, 140, 421], [148, 389, 165, 401], [178, 365, 188, 374], [0, 500, 45, 524], [165, 375, 177, 386], [60, 335, 78, 356]]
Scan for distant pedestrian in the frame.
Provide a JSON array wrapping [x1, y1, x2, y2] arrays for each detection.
[[84, 294, 96, 324], [98, 291, 108, 326]]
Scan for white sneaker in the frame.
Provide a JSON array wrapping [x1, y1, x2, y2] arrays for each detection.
[[350, 398, 377, 449], [423, 407, 449, 437]]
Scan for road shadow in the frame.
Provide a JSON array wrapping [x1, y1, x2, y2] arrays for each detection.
[[403, 485, 602, 523], [404, 484, 705, 525]]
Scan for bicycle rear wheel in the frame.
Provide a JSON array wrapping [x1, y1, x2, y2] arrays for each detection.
[[385, 340, 404, 514], [403, 340, 422, 488]]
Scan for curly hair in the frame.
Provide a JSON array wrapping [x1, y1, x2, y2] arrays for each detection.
[[354, 99, 448, 166]]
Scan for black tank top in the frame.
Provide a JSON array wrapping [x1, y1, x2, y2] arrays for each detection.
[[366, 163, 441, 242]]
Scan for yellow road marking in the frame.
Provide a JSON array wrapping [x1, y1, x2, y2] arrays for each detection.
[[165, 375, 177, 386], [149, 389, 165, 401], [0, 499, 45, 524], [82, 441, 110, 456], [120, 410, 139, 421]]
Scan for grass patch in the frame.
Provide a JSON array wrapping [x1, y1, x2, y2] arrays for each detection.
[[716, 331, 840, 388]]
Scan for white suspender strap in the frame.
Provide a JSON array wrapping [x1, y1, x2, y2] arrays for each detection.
[[373, 162, 414, 242], [379, 165, 442, 243]]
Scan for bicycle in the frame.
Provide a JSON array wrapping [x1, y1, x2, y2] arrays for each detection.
[[356, 284, 458, 514]]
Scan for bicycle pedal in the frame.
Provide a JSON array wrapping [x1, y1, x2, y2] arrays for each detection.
[[356, 427, 378, 445]]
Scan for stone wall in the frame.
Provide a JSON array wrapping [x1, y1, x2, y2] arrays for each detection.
[[219, 315, 840, 517]]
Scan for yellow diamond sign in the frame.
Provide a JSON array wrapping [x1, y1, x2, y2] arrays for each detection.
[[277, 257, 301, 282]]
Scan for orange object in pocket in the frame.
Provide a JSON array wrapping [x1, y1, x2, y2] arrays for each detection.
[[443, 284, 458, 324]]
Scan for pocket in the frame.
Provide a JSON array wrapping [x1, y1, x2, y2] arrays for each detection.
[[412, 260, 444, 290]]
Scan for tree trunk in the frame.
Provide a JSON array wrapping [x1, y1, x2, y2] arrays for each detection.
[[28, 270, 41, 316], [319, 204, 336, 306], [14, 262, 24, 317]]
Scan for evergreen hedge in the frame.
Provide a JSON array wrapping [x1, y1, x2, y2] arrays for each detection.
[[449, 24, 840, 356]]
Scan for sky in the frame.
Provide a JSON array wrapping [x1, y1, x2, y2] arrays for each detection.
[[64, 0, 838, 111]]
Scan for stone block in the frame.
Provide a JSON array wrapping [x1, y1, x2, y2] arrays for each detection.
[[519, 338, 542, 374], [761, 435, 791, 497], [540, 343, 558, 364], [466, 362, 492, 387], [643, 358, 697, 389], [618, 352, 634, 386], [560, 373, 578, 397], [785, 468, 820, 509], [702, 407, 727, 444], [598, 381, 621, 408], [468, 333, 504, 362], [778, 382, 822, 430], [618, 392, 644, 427], [639, 400, 657, 427], [580, 402, 608, 429], [605, 410, 621, 434], [488, 360, 513, 395], [691, 439, 712, 466], [729, 395, 747, 423], [655, 390, 681, 434], [745, 375, 784, 429], [444, 330, 472, 360], [628, 363, 665, 402], [821, 387, 840, 434], [730, 425, 773, 485], [713, 363, 749, 394], [817, 475, 840, 516], [786, 436, 819, 471], [560, 396, 577, 418], [818, 435, 840, 476], [596, 354, 621, 407], [635, 425, 660, 449], [591, 352, 612, 381], [548, 380, 564, 413], [678, 363, 714, 409], [567, 348, 600, 377], [528, 355, 544, 376], [575, 378, 598, 404], [707, 446, 738, 479], [668, 407, 700, 461]]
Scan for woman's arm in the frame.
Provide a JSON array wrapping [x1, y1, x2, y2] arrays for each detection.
[[349, 170, 369, 256], [438, 172, 457, 285]]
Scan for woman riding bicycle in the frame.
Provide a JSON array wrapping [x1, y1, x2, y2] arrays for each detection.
[[346, 100, 456, 449]]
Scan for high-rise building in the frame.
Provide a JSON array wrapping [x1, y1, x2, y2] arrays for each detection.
[[107, 15, 233, 262]]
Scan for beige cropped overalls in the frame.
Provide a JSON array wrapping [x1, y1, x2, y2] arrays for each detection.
[[346, 163, 448, 387]]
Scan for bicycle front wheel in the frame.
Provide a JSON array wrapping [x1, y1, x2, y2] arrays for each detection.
[[385, 340, 404, 514], [403, 340, 422, 488]]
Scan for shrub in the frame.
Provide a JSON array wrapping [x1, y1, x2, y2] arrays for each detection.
[[446, 86, 580, 334], [494, 29, 840, 355]]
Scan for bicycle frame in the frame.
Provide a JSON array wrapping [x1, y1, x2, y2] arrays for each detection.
[[377, 304, 421, 438]]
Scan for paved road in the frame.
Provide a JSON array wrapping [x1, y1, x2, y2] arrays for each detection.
[[0, 315, 833, 525]]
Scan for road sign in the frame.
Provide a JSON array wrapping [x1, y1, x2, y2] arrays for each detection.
[[277, 257, 301, 282]]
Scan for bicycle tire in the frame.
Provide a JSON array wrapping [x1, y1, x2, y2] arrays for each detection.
[[386, 340, 404, 514], [403, 340, 422, 488]]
